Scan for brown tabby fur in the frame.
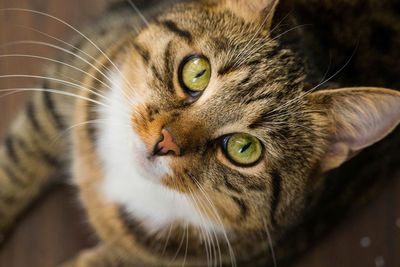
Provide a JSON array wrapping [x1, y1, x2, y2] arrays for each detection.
[[0, 0, 399, 266]]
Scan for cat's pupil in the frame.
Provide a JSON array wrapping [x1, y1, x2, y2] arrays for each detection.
[[239, 142, 252, 153], [195, 69, 206, 79]]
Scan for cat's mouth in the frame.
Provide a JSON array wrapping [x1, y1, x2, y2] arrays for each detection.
[[130, 139, 171, 183]]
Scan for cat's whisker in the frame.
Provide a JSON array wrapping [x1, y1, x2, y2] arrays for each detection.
[[17, 26, 139, 105], [190, 176, 236, 267], [316, 54, 333, 89], [234, 5, 278, 67], [53, 118, 131, 144], [237, 23, 311, 68], [168, 175, 208, 266], [166, 222, 187, 267], [271, 24, 312, 42], [267, 44, 358, 118], [57, 72, 109, 98], [17, 26, 117, 81], [0, 88, 108, 108], [0, 74, 108, 102], [191, 194, 222, 266], [236, 23, 312, 68], [15, 31, 138, 108], [235, 12, 298, 68], [190, 189, 222, 267], [0, 53, 111, 91], [265, 93, 321, 122], [127, 0, 150, 27], [0, 8, 137, 95], [52, 119, 107, 143], [0, 41, 135, 115], [235, 38, 265, 67], [182, 222, 189, 267], [263, 218, 277, 267], [161, 222, 174, 258], [187, 187, 213, 267], [0, 40, 118, 89], [193, 193, 222, 267], [194, 197, 218, 267], [189, 175, 222, 266], [269, 11, 293, 36], [167, 176, 192, 267], [306, 44, 358, 93]]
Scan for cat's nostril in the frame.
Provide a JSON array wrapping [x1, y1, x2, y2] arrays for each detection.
[[153, 129, 181, 157]]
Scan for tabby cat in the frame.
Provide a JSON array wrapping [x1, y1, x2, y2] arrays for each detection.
[[0, 0, 399, 266]]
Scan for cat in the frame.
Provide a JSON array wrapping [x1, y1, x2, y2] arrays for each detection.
[[0, 0, 399, 266]]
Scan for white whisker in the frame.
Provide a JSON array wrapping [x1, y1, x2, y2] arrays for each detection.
[[263, 45, 358, 121], [189, 174, 237, 267], [0, 88, 108, 107], [127, 0, 150, 27], [166, 223, 188, 267], [271, 24, 312, 42], [187, 187, 213, 267], [0, 8, 136, 93], [182, 222, 189, 267], [263, 219, 277, 267], [0, 53, 111, 91], [17, 25, 117, 78], [0, 74, 108, 102], [0, 40, 117, 88], [161, 222, 174, 258], [234, 6, 277, 67]]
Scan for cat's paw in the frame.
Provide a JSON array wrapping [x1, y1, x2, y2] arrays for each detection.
[[59, 245, 126, 267], [59, 251, 99, 267]]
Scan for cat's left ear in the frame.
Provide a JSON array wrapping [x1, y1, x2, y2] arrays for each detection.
[[221, 0, 280, 28], [308, 87, 400, 172]]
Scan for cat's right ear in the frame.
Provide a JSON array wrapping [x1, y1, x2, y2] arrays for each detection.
[[308, 87, 400, 173], [221, 0, 280, 29]]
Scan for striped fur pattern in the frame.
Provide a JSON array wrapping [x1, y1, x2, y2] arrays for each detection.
[[0, 0, 399, 266]]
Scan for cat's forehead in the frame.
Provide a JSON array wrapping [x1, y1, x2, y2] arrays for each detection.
[[137, 2, 275, 51], [128, 1, 306, 132]]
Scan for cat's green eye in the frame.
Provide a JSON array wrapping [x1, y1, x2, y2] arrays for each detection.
[[179, 55, 211, 94], [222, 133, 263, 166]]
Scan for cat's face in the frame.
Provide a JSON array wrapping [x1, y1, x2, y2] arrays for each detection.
[[101, 0, 399, 233], [108, 0, 326, 232]]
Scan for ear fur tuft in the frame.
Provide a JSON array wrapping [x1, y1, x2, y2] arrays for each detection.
[[221, 0, 280, 28]]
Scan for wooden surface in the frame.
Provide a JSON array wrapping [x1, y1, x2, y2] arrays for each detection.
[[0, 0, 399, 266]]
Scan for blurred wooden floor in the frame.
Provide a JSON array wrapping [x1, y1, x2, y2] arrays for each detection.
[[0, 0, 399, 266]]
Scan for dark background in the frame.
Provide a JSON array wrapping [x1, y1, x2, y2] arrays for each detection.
[[0, 0, 399, 266]]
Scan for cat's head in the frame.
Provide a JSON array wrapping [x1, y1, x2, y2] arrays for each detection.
[[100, 0, 400, 233]]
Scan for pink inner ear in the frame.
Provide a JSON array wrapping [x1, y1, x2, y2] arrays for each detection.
[[334, 92, 400, 151], [313, 88, 400, 173]]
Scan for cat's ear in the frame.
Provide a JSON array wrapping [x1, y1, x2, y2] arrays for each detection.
[[221, 0, 280, 28], [308, 87, 400, 172]]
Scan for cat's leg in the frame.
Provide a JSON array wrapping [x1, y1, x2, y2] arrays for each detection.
[[0, 89, 69, 241], [60, 244, 136, 267]]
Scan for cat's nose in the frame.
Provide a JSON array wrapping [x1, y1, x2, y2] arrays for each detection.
[[153, 129, 181, 156]]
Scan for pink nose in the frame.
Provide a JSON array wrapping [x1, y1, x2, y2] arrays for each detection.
[[154, 129, 181, 156]]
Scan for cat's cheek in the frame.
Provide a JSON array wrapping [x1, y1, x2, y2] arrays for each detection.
[[160, 159, 196, 191], [198, 191, 250, 228], [161, 173, 197, 193]]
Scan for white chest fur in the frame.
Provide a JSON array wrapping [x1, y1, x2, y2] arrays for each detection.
[[95, 74, 218, 232]]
